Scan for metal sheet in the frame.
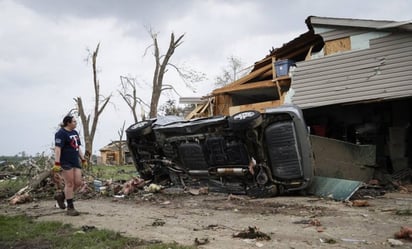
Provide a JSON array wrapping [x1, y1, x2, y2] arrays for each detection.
[[308, 176, 363, 201]]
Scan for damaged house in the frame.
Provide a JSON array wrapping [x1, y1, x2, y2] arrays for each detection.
[[188, 16, 412, 182], [99, 141, 132, 165]]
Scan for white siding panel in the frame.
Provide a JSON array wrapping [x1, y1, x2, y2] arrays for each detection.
[[320, 28, 364, 41], [292, 33, 412, 109]]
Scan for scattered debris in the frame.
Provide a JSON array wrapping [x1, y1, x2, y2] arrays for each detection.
[[193, 224, 225, 231], [395, 209, 412, 216], [294, 218, 324, 232], [205, 224, 220, 230], [9, 193, 32, 205], [387, 238, 404, 246], [187, 187, 209, 196], [293, 218, 321, 227], [194, 237, 210, 246], [152, 219, 166, 227], [319, 238, 337, 244], [255, 242, 264, 247], [8, 170, 52, 205], [394, 226, 412, 240], [81, 225, 96, 232], [399, 184, 412, 193], [145, 183, 162, 193], [122, 177, 145, 195], [351, 200, 370, 207], [368, 179, 380, 185], [233, 226, 271, 240], [341, 238, 367, 243], [227, 194, 247, 201]]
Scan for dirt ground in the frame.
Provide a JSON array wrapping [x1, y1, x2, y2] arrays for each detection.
[[1, 190, 412, 249]]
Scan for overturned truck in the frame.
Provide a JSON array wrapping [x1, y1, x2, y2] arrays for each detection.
[[126, 105, 313, 196]]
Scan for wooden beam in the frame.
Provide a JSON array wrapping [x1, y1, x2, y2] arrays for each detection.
[[213, 80, 275, 94], [261, 69, 273, 79], [212, 63, 272, 94], [213, 77, 291, 95], [185, 104, 205, 120], [271, 57, 276, 80]]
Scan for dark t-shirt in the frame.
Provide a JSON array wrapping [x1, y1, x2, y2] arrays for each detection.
[[55, 128, 82, 167]]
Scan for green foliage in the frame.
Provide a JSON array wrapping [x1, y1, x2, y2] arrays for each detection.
[[0, 215, 195, 249], [0, 177, 28, 199], [91, 165, 137, 181], [395, 209, 412, 216]]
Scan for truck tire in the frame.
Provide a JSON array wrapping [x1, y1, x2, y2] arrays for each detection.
[[126, 120, 153, 139], [229, 110, 262, 130]]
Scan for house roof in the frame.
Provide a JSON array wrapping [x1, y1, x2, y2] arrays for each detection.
[[306, 16, 412, 32], [99, 141, 129, 152]]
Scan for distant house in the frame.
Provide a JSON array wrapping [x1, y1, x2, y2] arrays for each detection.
[[99, 141, 131, 165]]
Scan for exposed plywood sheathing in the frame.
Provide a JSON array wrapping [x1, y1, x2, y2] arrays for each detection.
[[214, 94, 233, 116], [324, 37, 351, 55], [229, 100, 281, 115]]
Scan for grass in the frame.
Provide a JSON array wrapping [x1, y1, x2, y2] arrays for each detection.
[[0, 177, 28, 199], [0, 215, 195, 249], [89, 164, 138, 181]]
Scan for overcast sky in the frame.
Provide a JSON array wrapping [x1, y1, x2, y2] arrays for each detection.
[[1, 0, 411, 157]]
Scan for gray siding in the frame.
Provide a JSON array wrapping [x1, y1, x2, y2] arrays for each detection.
[[292, 33, 412, 109]]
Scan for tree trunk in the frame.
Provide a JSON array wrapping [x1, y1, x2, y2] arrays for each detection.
[[75, 43, 111, 167], [149, 32, 184, 118]]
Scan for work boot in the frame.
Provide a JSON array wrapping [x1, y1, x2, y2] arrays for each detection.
[[54, 191, 66, 209], [66, 208, 80, 216]]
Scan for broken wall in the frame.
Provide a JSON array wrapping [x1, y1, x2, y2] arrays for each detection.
[[305, 98, 412, 177]]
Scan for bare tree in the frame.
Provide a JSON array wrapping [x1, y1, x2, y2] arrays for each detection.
[[115, 120, 126, 165], [145, 31, 206, 117], [147, 31, 185, 118], [118, 76, 150, 123], [215, 56, 246, 87], [75, 43, 111, 165]]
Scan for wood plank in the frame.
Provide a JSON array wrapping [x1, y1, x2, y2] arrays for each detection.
[[229, 100, 281, 115], [213, 80, 275, 94], [185, 104, 205, 120], [213, 77, 290, 95], [271, 57, 276, 80], [213, 94, 232, 116], [260, 68, 273, 79], [212, 63, 272, 94]]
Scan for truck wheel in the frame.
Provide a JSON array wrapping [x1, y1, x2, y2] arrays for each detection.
[[229, 110, 262, 130], [126, 120, 153, 138]]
